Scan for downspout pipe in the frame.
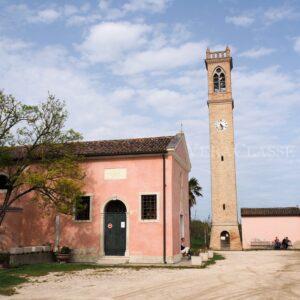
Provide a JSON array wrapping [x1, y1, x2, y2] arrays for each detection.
[[162, 153, 167, 264]]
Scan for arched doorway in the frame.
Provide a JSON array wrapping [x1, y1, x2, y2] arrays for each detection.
[[104, 200, 127, 256], [220, 231, 230, 250]]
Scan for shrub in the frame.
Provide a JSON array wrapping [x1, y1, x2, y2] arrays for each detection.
[[60, 246, 71, 254], [0, 253, 10, 265]]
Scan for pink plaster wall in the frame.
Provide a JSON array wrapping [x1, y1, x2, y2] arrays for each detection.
[[0, 209, 22, 250], [171, 139, 190, 257], [242, 216, 300, 249], [1, 144, 190, 261]]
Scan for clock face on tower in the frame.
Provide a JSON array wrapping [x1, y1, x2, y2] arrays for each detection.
[[214, 119, 228, 131]]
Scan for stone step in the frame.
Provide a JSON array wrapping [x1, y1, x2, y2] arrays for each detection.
[[96, 256, 129, 265]]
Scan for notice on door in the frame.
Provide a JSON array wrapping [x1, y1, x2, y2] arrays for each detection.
[[104, 168, 127, 180], [121, 222, 126, 228]]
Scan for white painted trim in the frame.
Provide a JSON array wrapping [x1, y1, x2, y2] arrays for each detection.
[[73, 194, 93, 223], [167, 134, 191, 172], [171, 151, 191, 172], [138, 192, 160, 223], [129, 255, 164, 264], [129, 254, 182, 264], [104, 168, 127, 180]]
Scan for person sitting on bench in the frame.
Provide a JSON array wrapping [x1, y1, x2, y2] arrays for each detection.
[[181, 238, 191, 259], [282, 237, 291, 249], [274, 236, 281, 249]]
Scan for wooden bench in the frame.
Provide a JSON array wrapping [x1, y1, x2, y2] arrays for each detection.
[[250, 241, 273, 249]]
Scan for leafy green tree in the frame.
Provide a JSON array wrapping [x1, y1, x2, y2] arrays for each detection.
[[190, 218, 211, 250], [0, 91, 85, 226]]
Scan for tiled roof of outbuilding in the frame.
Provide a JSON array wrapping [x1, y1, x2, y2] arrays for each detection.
[[241, 207, 300, 217]]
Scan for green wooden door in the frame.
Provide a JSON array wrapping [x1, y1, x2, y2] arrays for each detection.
[[104, 212, 126, 256]]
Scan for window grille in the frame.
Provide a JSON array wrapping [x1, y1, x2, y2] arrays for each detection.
[[75, 196, 91, 221], [0, 175, 9, 190], [141, 194, 157, 220]]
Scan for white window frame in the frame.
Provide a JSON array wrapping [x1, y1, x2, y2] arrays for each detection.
[[139, 192, 160, 223], [73, 194, 93, 223]]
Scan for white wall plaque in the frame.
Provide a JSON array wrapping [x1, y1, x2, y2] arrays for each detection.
[[121, 222, 126, 228], [104, 168, 127, 180]]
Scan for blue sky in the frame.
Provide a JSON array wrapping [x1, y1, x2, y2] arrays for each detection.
[[0, 0, 300, 219]]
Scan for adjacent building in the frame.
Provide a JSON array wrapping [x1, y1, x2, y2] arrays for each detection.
[[241, 207, 300, 249]]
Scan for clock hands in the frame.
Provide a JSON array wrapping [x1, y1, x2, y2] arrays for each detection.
[[215, 120, 227, 131]]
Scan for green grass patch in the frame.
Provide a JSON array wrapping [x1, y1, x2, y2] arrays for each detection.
[[0, 263, 110, 296], [0, 262, 203, 296], [0, 272, 27, 296], [203, 252, 225, 267]]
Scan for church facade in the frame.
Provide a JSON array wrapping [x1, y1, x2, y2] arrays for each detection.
[[0, 133, 191, 263]]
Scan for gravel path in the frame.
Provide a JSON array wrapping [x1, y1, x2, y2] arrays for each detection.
[[3, 250, 300, 300]]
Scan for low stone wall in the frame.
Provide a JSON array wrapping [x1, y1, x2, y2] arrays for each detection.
[[9, 246, 54, 266]]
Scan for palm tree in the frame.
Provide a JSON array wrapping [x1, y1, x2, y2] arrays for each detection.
[[189, 177, 203, 209], [188, 177, 203, 232]]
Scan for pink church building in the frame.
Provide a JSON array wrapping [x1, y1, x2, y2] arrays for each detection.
[[241, 207, 300, 249], [0, 133, 191, 263]]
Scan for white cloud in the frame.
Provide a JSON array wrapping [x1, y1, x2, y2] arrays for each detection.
[[264, 6, 298, 23], [135, 88, 199, 117], [77, 22, 151, 63], [225, 15, 254, 27], [29, 8, 61, 23], [94, 0, 171, 21], [7, 5, 61, 24], [115, 42, 207, 75], [0, 37, 32, 52], [63, 5, 79, 17], [240, 47, 275, 58], [6, 3, 91, 25], [294, 37, 300, 54], [0, 36, 154, 141], [123, 0, 171, 13]]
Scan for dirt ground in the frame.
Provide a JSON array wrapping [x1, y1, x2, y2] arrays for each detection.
[[4, 250, 300, 300]]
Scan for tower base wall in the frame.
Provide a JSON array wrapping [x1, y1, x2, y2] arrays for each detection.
[[210, 224, 242, 250]]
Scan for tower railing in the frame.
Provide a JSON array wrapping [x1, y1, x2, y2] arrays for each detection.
[[206, 47, 230, 59]]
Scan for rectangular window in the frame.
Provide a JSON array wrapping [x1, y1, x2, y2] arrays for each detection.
[[180, 215, 184, 238], [141, 194, 157, 220], [75, 196, 91, 221]]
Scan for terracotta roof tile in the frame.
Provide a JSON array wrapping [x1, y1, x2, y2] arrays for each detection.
[[75, 135, 175, 157], [241, 207, 300, 217], [4, 135, 180, 160]]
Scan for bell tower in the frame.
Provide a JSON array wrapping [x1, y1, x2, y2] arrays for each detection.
[[205, 47, 242, 250]]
